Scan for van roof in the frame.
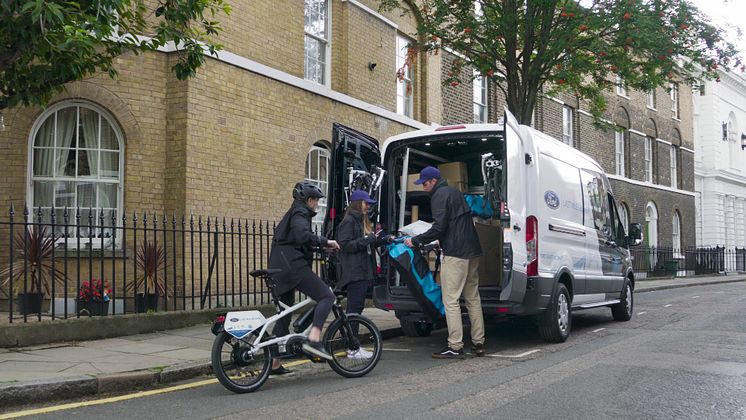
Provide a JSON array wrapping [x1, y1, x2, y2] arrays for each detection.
[[381, 123, 505, 159]]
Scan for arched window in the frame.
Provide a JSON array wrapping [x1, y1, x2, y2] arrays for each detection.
[[304, 144, 330, 233], [29, 101, 124, 246], [645, 201, 659, 248], [672, 211, 681, 253]]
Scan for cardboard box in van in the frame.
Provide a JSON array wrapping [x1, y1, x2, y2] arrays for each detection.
[[438, 162, 468, 192], [407, 173, 423, 191]]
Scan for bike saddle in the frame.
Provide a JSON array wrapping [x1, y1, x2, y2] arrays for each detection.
[[332, 288, 347, 298], [249, 268, 282, 278]]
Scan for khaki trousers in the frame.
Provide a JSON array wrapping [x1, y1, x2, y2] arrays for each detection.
[[440, 255, 485, 350]]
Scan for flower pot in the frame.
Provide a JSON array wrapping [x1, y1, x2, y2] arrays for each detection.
[[135, 293, 159, 313], [18, 292, 44, 315], [77, 299, 110, 316]]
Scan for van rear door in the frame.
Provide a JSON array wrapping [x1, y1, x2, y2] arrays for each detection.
[[501, 109, 527, 304]]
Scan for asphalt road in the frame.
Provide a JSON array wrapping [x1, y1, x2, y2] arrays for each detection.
[[11, 281, 746, 419]]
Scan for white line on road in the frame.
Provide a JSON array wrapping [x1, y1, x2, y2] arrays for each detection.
[[637, 311, 647, 315], [487, 349, 540, 358], [591, 328, 606, 333], [691, 296, 700, 299], [383, 348, 412, 352], [664, 304, 673, 307]]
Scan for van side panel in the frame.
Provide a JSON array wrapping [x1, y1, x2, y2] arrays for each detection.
[[536, 153, 587, 295]]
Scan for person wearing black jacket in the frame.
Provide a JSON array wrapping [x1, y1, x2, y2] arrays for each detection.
[[404, 166, 485, 359], [268, 181, 340, 374], [337, 190, 390, 360]]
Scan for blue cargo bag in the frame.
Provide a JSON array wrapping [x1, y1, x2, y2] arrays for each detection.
[[464, 194, 493, 219], [387, 242, 445, 321]]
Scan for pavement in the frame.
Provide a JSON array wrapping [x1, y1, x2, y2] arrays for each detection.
[[1, 274, 745, 410]]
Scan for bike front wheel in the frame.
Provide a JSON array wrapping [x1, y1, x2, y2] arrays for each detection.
[[323, 314, 382, 378], [212, 331, 271, 393]]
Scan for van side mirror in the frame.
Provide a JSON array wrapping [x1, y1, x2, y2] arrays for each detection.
[[628, 223, 643, 246]]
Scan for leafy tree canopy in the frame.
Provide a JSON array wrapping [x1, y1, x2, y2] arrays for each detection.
[[0, 0, 231, 110], [381, 0, 743, 125]]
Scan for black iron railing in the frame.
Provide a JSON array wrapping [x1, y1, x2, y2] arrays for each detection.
[[629, 246, 746, 277], [1, 205, 325, 323]]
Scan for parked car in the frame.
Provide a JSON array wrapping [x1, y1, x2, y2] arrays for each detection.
[[324, 109, 643, 342]]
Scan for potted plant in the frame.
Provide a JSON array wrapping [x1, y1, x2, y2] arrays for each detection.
[[76, 278, 111, 316], [0, 226, 65, 315], [127, 240, 168, 312]]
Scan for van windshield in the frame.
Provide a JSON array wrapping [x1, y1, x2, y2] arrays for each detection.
[[384, 134, 505, 233]]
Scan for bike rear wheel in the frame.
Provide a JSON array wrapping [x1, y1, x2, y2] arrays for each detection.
[[212, 331, 271, 393], [323, 314, 382, 378]]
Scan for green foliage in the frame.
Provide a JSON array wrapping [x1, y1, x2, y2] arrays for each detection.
[[380, 0, 743, 125], [0, 0, 231, 110]]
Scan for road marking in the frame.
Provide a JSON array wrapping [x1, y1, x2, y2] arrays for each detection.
[[0, 351, 356, 419], [591, 328, 606, 333], [383, 348, 412, 352], [637, 311, 647, 315], [0, 378, 220, 419], [487, 349, 540, 358], [691, 296, 700, 299], [664, 304, 673, 307]]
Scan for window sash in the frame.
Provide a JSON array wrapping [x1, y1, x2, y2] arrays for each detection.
[[562, 106, 573, 146], [647, 90, 656, 109], [396, 35, 413, 117], [616, 75, 627, 96], [473, 74, 487, 123], [644, 138, 652, 182], [670, 83, 679, 117], [670, 147, 678, 188], [615, 131, 625, 177], [304, 0, 328, 85]]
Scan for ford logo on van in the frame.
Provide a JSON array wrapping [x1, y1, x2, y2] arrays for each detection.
[[544, 190, 560, 210]]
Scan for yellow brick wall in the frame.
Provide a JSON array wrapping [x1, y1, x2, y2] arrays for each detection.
[[182, 57, 418, 221]]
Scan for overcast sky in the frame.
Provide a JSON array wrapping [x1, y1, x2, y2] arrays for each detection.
[[689, 0, 746, 59]]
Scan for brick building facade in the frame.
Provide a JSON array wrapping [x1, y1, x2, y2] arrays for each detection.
[[0, 0, 441, 228]]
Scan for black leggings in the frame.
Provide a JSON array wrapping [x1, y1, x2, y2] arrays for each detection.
[[345, 280, 369, 336], [272, 267, 334, 340]]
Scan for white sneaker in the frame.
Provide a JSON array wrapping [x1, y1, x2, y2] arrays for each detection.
[[347, 348, 373, 359]]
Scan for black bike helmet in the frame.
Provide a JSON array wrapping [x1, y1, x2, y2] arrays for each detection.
[[292, 181, 325, 201]]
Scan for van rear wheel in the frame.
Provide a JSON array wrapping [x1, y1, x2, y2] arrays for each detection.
[[400, 319, 434, 337], [538, 283, 571, 343]]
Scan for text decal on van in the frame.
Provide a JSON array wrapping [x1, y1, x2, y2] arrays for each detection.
[[544, 190, 560, 210]]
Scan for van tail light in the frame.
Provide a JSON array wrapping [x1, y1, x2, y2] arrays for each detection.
[[526, 216, 538, 277]]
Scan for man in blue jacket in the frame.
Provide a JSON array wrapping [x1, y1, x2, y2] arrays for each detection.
[[405, 166, 485, 358]]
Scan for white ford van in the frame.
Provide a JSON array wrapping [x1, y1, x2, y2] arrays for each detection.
[[324, 109, 643, 342]]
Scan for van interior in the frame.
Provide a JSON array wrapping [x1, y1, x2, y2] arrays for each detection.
[[384, 133, 506, 296]]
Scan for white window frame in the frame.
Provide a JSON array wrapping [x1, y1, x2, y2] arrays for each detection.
[[672, 212, 681, 256], [473, 71, 487, 123], [396, 34, 414, 117], [615, 130, 625, 177], [647, 89, 656, 110], [670, 145, 678, 189], [27, 100, 125, 249], [670, 82, 679, 119], [562, 105, 574, 146], [304, 0, 331, 86], [644, 137, 653, 183], [305, 145, 331, 233], [616, 74, 628, 97]]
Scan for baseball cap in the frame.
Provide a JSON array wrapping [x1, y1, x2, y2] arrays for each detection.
[[413, 166, 441, 185], [350, 189, 377, 204]]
